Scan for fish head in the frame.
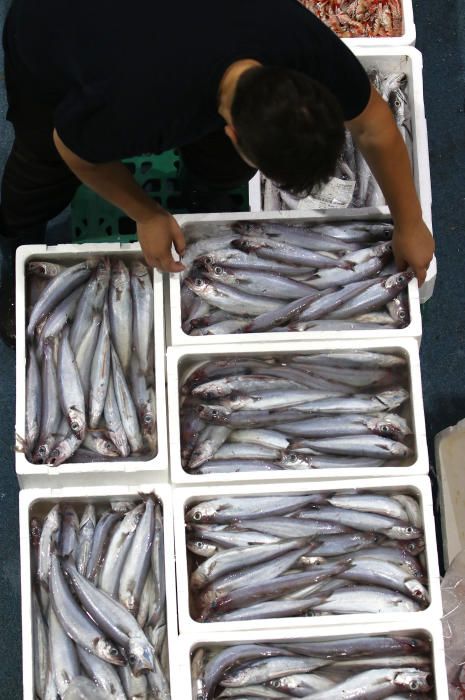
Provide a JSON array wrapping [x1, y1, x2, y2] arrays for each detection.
[[128, 637, 155, 676], [94, 436, 120, 457], [49, 439, 75, 467], [197, 404, 231, 424], [385, 269, 415, 292], [130, 260, 150, 279], [187, 539, 217, 557], [388, 297, 410, 326], [68, 409, 86, 441], [230, 238, 261, 254], [186, 501, 218, 524], [95, 638, 125, 666], [401, 537, 425, 555], [185, 276, 211, 297], [404, 579, 430, 606], [387, 524, 423, 540], [32, 441, 52, 465], [372, 241, 393, 257], [394, 669, 433, 693], [204, 262, 228, 280], [378, 388, 409, 411], [108, 429, 130, 458], [278, 451, 309, 469]]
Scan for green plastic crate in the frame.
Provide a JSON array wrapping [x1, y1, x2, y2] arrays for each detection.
[[71, 150, 249, 244]]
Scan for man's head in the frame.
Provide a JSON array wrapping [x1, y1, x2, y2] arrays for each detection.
[[227, 65, 345, 196]]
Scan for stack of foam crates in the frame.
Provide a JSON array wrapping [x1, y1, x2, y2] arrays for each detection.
[[16, 5, 447, 697]]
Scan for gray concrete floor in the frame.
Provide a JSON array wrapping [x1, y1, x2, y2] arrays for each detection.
[[0, 0, 464, 695]]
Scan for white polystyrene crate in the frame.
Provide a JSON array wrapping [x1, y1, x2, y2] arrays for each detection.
[[19, 483, 177, 700], [15, 243, 168, 489], [172, 620, 448, 700], [169, 210, 422, 346], [167, 338, 428, 485], [341, 0, 416, 47], [173, 476, 442, 635]]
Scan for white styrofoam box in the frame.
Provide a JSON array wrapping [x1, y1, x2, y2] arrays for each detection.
[[19, 483, 177, 700], [173, 476, 442, 635], [15, 243, 168, 489], [435, 419, 465, 569], [172, 621, 448, 700], [340, 0, 416, 47], [169, 210, 422, 346], [167, 338, 428, 484]]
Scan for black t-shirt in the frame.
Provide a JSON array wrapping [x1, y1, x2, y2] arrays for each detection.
[[6, 0, 371, 163]]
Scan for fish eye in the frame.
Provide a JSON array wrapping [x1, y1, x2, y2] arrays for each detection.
[[398, 275, 405, 283], [144, 415, 152, 424], [213, 266, 223, 275], [109, 647, 119, 657], [104, 442, 112, 450], [410, 681, 418, 690], [211, 410, 218, 418], [194, 278, 203, 287], [71, 421, 80, 431], [399, 310, 407, 319], [38, 446, 47, 457], [128, 654, 137, 664], [205, 256, 213, 265], [406, 526, 414, 534], [193, 511, 202, 521], [289, 453, 297, 463], [196, 541, 204, 548], [380, 425, 389, 433]]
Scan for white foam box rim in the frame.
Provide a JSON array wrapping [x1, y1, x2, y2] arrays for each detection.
[[167, 337, 428, 485], [169, 209, 422, 346], [173, 475, 442, 635], [15, 242, 169, 489], [172, 619, 448, 700], [340, 0, 416, 47], [19, 482, 177, 700], [248, 46, 435, 302]]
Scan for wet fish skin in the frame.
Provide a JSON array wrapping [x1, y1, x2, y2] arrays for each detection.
[[119, 497, 156, 618], [58, 326, 86, 441], [33, 340, 61, 464], [108, 259, 132, 373], [231, 237, 352, 270], [49, 553, 125, 666], [186, 276, 282, 316], [48, 606, 80, 696], [69, 257, 110, 353], [104, 375, 131, 458], [61, 676, 109, 700], [188, 425, 232, 470], [76, 504, 96, 576], [186, 495, 326, 524], [111, 345, 144, 453], [28, 261, 65, 278], [130, 261, 154, 377], [27, 261, 95, 338], [86, 511, 122, 583], [100, 503, 145, 598], [204, 262, 317, 300], [83, 430, 119, 457], [293, 434, 411, 460], [26, 344, 41, 454], [77, 646, 126, 699], [89, 304, 111, 429], [75, 312, 102, 400], [39, 285, 84, 352]]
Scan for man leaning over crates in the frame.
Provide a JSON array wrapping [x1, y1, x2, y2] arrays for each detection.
[[0, 0, 434, 347]]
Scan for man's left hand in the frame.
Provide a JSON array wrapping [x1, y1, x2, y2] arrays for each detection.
[[392, 220, 435, 287]]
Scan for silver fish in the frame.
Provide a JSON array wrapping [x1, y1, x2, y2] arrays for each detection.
[[33, 340, 61, 464], [77, 647, 126, 699], [100, 503, 145, 597], [310, 586, 421, 614], [108, 259, 132, 373], [111, 346, 143, 453], [75, 312, 102, 400], [188, 425, 232, 470], [204, 263, 317, 300], [83, 430, 119, 457], [186, 276, 282, 316], [86, 511, 122, 583], [130, 261, 154, 377], [32, 589, 49, 697], [76, 504, 96, 576], [232, 238, 351, 269], [48, 606, 80, 696], [62, 676, 109, 700], [39, 285, 84, 351], [60, 504, 80, 559], [186, 495, 324, 523], [28, 261, 65, 278], [222, 656, 329, 688], [58, 326, 86, 441], [27, 261, 95, 338], [69, 258, 110, 352], [88, 304, 111, 429], [104, 375, 131, 458], [328, 271, 415, 319], [49, 553, 125, 665], [295, 434, 411, 459], [26, 344, 42, 454]]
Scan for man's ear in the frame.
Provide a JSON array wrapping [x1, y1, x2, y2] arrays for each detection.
[[224, 124, 238, 145]]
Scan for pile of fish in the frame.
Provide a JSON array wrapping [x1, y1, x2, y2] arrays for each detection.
[[185, 490, 429, 623], [192, 636, 434, 699], [299, 0, 403, 38], [262, 69, 412, 211], [180, 350, 413, 474], [30, 496, 170, 699], [24, 256, 156, 466], [180, 220, 412, 336]]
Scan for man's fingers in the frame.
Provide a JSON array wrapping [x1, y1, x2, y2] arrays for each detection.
[[415, 266, 427, 288], [172, 224, 186, 258], [157, 254, 185, 274]]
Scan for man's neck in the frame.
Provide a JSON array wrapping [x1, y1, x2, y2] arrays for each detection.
[[218, 59, 262, 123]]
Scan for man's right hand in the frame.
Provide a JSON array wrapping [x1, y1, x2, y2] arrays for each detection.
[[137, 209, 186, 273]]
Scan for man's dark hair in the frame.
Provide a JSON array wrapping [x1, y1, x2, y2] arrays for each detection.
[[231, 66, 345, 196]]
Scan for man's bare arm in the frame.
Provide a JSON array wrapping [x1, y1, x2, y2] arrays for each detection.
[[53, 130, 185, 272], [347, 86, 434, 286]]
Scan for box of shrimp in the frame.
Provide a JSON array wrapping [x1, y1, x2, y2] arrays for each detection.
[[248, 47, 434, 301], [298, 0, 416, 47], [167, 338, 429, 484], [168, 210, 422, 346], [172, 621, 447, 700], [15, 242, 168, 489], [173, 476, 442, 636], [20, 484, 177, 700]]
